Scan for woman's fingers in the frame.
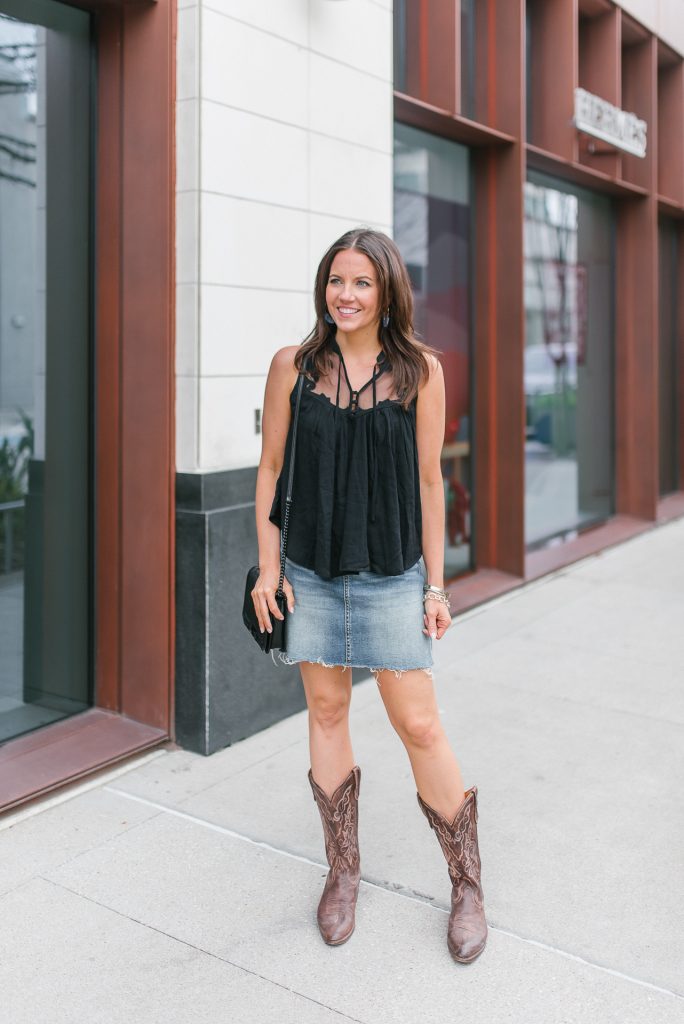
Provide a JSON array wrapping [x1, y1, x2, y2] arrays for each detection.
[[252, 573, 295, 633], [423, 598, 452, 639]]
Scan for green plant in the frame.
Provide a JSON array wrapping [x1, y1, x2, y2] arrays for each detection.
[[0, 408, 33, 501]]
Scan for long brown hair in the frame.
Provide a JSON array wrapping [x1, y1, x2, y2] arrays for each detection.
[[294, 227, 440, 409]]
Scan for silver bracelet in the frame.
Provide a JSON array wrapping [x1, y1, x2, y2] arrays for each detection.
[[423, 584, 451, 610]]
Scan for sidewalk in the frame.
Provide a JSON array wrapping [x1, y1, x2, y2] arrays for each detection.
[[2, 518, 683, 1024]]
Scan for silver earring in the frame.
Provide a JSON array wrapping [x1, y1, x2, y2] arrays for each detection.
[[324, 311, 335, 324], [382, 309, 390, 328]]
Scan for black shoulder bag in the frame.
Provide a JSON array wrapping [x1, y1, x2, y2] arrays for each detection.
[[242, 366, 306, 653]]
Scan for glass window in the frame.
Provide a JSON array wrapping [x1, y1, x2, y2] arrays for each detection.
[[0, 0, 92, 744], [524, 172, 615, 548], [658, 218, 679, 495], [394, 123, 472, 580]]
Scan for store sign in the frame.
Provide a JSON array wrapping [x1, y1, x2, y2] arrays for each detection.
[[573, 87, 647, 159]]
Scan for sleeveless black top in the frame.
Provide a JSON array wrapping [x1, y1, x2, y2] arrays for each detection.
[[268, 335, 423, 579]]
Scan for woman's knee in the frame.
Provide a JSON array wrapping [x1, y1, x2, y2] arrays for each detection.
[[393, 710, 443, 751], [307, 690, 351, 733]]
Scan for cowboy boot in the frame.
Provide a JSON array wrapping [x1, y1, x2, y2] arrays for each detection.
[[417, 785, 487, 963], [308, 765, 361, 945]]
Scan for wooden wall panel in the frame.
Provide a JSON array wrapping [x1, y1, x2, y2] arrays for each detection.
[[403, 0, 458, 112], [527, 0, 578, 159], [471, 1, 526, 577], [615, 193, 659, 520], [621, 35, 657, 189], [93, 0, 175, 732], [118, 0, 175, 729], [658, 61, 684, 204], [578, 7, 621, 177]]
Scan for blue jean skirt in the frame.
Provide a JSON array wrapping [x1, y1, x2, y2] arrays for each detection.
[[275, 554, 434, 679]]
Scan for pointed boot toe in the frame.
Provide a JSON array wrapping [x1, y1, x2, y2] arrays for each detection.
[[418, 785, 488, 964], [308, 766, 361, 946]]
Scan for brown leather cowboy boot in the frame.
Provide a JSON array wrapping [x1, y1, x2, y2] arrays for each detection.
[[308, 765, 361, 945], [417, 785, 487, 963]]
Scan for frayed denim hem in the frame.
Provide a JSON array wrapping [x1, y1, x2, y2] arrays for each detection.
[[272, 649, 433, 683]]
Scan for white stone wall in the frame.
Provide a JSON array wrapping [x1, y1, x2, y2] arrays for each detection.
[[616, 0, 684, 56], [176, 0, 394, 473]]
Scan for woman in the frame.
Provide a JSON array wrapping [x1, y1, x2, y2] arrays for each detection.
[[252, 228, 486, 964]]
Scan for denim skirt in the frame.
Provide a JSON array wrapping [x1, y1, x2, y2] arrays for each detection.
[[275, 554, 434, 679]]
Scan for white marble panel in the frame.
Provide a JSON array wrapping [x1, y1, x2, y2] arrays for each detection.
[[175, 374, 199, 472], [309, 51, 393, 154], [176, 98, 199, 194], [198, 375, 265, 470], [200, 193, 309, 290], [202, 0, 309, 47], [201, 102, 308, 209], [309, 133, 393, 223], [176, 191, 200, 285], [177, 4, 199, 102], [201, 8, 308, 128], [176, 283, 199, 377], [309, 0, 392, 82], [200, 285, 311, 377]]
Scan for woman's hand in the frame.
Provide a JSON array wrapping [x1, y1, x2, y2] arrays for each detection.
[[422, 596, 452, 641], [251, 567, 295, 634]]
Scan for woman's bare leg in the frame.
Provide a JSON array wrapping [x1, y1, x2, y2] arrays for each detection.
[[300, 662, 355, 798], [374, 668, 465, 820]]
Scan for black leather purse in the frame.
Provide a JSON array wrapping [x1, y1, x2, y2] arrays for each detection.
[[242, 367, 306, 652]]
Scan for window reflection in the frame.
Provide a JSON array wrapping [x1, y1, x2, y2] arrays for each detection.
[[394, 123, 472, 579], [524, 174, 614, 547], [0, 3, 92, 744]]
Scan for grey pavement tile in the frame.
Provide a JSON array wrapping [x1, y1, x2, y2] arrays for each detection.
[[0, 878, 348, 1024], [154, 672, 684, 995], [452, 631, 684, 723], [41, 812, 684, 1024], [0, 787, 161, 897], [111, 692, 377, 808], [506, 579, 684, 669]]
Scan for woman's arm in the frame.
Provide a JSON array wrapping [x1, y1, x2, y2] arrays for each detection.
[[416, 352, 451, 639], [416, 352, 446, 587], [253, 344, 299, 632]]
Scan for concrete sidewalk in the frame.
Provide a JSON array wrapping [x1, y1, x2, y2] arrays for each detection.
[[2, 518, 683, 1024]]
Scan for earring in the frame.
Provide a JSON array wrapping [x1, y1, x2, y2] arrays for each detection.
[[382, 309, 390, 328], [324, 311, 335, 324]]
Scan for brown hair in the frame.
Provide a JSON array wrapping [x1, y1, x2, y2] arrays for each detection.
[[294, 227, 440, 409]]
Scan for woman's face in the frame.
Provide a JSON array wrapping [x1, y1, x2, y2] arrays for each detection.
[[325, 249, 382, 335]]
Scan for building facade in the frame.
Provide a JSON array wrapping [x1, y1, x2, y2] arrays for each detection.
[[1, 0, 682, 811]]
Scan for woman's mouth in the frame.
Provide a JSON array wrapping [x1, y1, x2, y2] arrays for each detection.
[[338, 307, 360, 317]]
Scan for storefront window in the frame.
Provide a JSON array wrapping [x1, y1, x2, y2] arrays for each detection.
[[523, 172, 615, 547], [394, 123, 472, 580], [0, 1, 92, 744], [658, 218, 679, 495]]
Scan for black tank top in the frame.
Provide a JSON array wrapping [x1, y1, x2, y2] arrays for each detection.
[[268, 334, 423, 579]]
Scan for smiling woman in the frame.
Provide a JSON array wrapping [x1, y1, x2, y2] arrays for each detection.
[[252, 226, 489, 963]]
